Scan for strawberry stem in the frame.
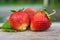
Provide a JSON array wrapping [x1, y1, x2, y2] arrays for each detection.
[[43, 8, 56, 17], [43, 8, 56, 22], [48, 10, 56, 17], [43, 8, 49, 16]]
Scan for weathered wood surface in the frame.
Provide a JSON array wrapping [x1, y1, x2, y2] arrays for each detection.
[[0, 22, 60, 40]]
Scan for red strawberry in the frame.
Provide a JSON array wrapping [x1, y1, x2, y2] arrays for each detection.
[[9, 10, 30, 31], [30, 9, 56, 31], [24, 8, 36, 20]]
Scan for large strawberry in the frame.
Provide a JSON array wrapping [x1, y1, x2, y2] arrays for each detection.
[[30, 9, 56, 31], [9, 10, 30, 31], [24, 8, 36, 20]]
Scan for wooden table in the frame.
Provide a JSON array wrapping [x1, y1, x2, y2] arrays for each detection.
[[0, 22, 60, 40]]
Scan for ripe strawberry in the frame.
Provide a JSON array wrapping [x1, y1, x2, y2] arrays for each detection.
[[24, 8, 36, 20], [9, 10, 30, 31], [30, 9, 56, 31]]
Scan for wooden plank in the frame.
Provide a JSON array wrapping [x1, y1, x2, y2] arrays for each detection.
[[0, 22, 60, 40], [0, 30, 60, 40]]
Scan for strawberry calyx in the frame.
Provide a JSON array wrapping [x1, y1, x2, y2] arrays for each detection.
[[0, 20, 17, 32], [11, 8, 24, 13], [43, 8, 56, 22], [11, 9, 16, 12]]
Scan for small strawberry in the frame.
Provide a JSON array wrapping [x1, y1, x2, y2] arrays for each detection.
[[30, 8, 56, 31], [9, 9, 30, 31], [24, 8, 36, 20]]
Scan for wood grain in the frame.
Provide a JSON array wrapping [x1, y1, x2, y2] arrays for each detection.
[[0, 22, 60, 40]]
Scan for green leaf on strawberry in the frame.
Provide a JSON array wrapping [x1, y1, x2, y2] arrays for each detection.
[[48, 16, 56, 22], [2, 20, 12, 29], [1, 20, 17, 32]]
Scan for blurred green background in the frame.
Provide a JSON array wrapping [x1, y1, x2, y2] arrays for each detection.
[[0, 0, 43, 6], [0, 0, 60, 8], [0, 0, 60, 23]]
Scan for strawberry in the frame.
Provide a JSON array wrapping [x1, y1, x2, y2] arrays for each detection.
[[30, 9, 56, 31], [24, 8, 36, 20], [9, 10, 30, 31]]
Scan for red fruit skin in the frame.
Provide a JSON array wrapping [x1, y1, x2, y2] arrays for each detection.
[[24, 8, 36, 20], [9, 12, 29, 30], [30, 12, 51, 31]]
